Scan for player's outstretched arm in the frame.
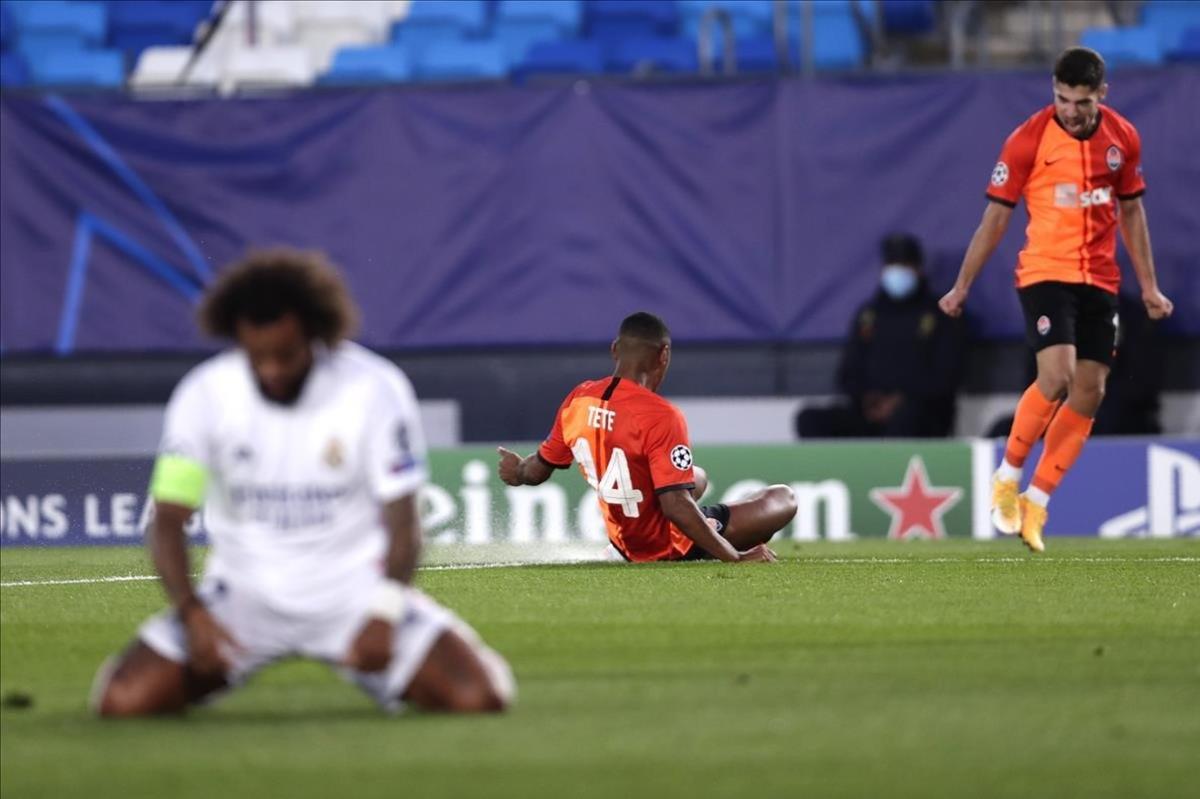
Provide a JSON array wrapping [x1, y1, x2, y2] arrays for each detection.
[[939, 201, 1013, 318], [658, 490, 775, 563], [496, 447, 554, 487], [1118, 196, 1173, 320]]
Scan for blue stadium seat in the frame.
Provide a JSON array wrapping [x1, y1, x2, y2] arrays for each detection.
[[415, 38, 508, 80], [679, 0, 773, 40], [586, 0, 678, 41], [16, 32, 92, 61], [1142, 1, 1200, 54], [1167, 25, 1200, 61], [26, 47, 125, 87], [0, 2, 14, 48], [514, 38, 604, 77], [707, 34, 798, 73], [607, 36, 698, 74], [107, 0, 211, 56], [1079, 27, 1163, 67], [0, 50, 29, 86], [393, 0, 488, 62], [880, 0, 937, 35], [398, 0, 489, 37], [812, 13, 865, 69], [320, 45, 412, 84], [493, 18, 563, 63], [496, 0, 582, 33], [0, 0, 42, 25], [16, 0, 107, 44]]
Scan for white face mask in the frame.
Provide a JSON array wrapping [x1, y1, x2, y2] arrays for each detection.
[[880, 264, 919, 300]]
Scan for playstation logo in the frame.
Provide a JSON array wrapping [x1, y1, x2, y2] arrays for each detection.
[[1100, 445, 1200, 538]]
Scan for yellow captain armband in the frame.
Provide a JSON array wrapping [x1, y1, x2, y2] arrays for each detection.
[[150, 454, 209, 508]]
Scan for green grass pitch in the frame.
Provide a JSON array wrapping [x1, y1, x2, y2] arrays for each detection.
[[2, 540, 1198, 799]]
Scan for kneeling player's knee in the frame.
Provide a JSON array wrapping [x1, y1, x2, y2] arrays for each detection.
[[768, 485, 798, 522], [443, 680, 507, 714], [95, 676, 150, 718]]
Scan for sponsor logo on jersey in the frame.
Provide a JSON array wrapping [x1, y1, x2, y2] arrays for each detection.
[[991, 161, 1009, 186], [1037, 315, 1051, 336], [1106, 145, 1123, 171], [670, 445, 693, 471], [1054, 183, 1112, 209]]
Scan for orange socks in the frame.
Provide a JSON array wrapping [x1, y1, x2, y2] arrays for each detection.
[[1031, 403, 1094, 494], [1003, 383, 1060, 468]]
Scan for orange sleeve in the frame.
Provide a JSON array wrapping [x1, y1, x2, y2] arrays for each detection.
[[986, 118, 1041, 207], [537, 389, 576, 469], [644, 406, 695, 494], [1116, 125, 1146, 200]]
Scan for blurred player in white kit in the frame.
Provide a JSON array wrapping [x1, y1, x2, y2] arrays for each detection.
[[92, 248, 513, 716]]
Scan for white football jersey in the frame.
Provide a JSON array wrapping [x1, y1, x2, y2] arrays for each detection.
[[158, 341, 428, 615]]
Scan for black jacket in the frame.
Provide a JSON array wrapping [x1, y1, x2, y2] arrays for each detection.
[[837, 281, 967, 403]]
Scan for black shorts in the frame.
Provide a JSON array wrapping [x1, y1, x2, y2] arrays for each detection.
[[677, 504, 732, 561], [1018, 281, 1118, 366]]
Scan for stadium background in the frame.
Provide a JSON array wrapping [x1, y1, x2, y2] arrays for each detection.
[[2, 0, 1196, 548], [1, 3, 1198, 799]]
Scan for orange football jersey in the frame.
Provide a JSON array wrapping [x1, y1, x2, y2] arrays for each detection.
[[986, 105, 1145, 294], [538, 376, 697, 562]]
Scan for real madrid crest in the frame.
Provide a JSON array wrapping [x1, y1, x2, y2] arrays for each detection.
[[323, 438, 344, 468], [1105, 145, 1122, 172]]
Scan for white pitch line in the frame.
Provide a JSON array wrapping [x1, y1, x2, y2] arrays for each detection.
[[1, 555, 1196, 588], [0, 560, 590, 588], [0, 574, 162, 588]]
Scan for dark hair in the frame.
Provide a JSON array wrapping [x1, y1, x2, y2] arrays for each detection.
[[881, 233, 923, 269], [199, 248, 359, 344], [1054, 47, 1105, 90], [618, 311, 670, 342]]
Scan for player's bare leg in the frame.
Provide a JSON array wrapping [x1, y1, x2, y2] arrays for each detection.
[[691, 466, 709, 501], [1034, 344, 1075, 402], [1067, 359, 1109, 417], [402, 628, 514, 713], [92, 641, 226, 717], [720, 486, 797, 551]]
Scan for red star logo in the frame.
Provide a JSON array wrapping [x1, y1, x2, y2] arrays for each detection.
[[869, 457, 962, 540]]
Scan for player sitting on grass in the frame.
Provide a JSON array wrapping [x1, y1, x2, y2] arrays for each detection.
[[92, 249, 513, 717], [497, 312, 796, 563]]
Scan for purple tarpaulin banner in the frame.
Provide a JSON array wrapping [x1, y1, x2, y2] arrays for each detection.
[[2, 71, 1197, 354]]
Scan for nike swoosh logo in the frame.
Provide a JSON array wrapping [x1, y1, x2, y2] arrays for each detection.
[[1044, 158, 1064, 166]]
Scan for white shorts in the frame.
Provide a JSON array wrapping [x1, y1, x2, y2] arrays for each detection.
[[138, 572, 461, 712]]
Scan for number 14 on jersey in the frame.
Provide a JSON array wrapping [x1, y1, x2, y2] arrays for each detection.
[[570, 439, 644, 518]]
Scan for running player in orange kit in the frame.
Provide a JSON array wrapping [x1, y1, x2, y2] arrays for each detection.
[[497, 312, 796, 563], [939, 47, 1174, 552]]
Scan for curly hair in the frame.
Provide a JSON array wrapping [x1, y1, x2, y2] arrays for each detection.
[[198, 248, 360, 345]]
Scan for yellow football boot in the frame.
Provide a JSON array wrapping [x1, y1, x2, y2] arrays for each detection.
[[1018, 496, 1047, 553], [990, 474, 1022, 534]]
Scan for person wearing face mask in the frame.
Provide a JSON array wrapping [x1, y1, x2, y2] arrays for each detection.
[[796, 233, 967, 440]]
